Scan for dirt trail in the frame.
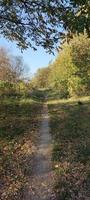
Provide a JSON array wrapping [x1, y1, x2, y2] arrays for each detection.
[[23, 103, 56, 200]]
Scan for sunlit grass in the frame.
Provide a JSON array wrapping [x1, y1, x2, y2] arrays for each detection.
[[48, 96, 90, 200], [47, 95, 90, 105]]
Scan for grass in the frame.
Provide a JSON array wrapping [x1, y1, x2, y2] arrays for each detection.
[[1, 90, 90, 200], [48, 96, 90, 200], [0, 94, 43, 200]]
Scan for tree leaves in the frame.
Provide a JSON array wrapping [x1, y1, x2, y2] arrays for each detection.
[[0, 0, 90, 52], [46, 34, 90, 97]]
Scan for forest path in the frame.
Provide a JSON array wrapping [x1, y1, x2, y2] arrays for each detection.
[[23, 103, 56, 200]]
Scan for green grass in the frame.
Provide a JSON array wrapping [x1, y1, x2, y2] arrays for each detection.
[[30, 88, 47, 101], [48, 96, 90, 200], [0, 95, 43, 200]]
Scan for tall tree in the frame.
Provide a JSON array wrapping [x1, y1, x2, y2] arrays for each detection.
[[0, 0, 90, 52], [0, 47, 24, 83], [48, 33, 90, 97]]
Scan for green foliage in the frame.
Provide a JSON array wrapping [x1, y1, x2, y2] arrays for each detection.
[[31, 67, 50, 89], [48, 34, 90, 97], [0, 80, 16, 96], [0, 1, 90, 52]]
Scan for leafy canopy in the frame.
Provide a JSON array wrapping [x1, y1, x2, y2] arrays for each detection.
[[0, 0, 90, 52], [47, 34, 90, 97]]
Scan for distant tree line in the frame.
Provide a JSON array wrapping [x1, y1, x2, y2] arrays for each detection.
[[0, 33, 90, 99]]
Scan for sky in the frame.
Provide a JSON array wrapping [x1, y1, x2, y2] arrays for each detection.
[[0, 37, 56, 78]]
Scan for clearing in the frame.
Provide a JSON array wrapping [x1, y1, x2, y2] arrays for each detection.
[[0, 93, 90, 200]]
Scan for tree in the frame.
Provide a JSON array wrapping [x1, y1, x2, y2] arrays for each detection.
[[0, 47, 24, 95], [31, 67, 50, 88], [10, 55, 24, 83], [0, 48, 24, 83], [48, 33, 90, 97], [0, 0, 90, 52], [69, 33, 90, 96], [48, 46, 71, 97], [0, 48, 12, 82]]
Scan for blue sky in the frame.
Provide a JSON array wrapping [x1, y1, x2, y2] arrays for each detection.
[[0, 37, 56, 78]]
